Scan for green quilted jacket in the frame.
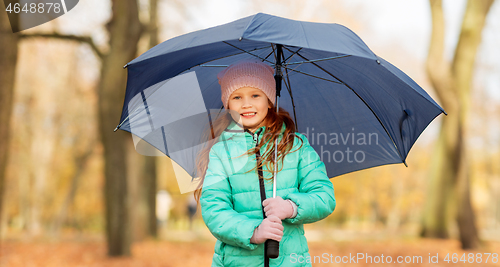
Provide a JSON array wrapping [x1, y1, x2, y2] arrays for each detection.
[[200, 121, 336, 267]]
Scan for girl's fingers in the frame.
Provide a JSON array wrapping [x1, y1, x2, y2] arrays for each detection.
[[273, 226, 283, 236], [265, 208, 276, 217], [266, 221, 283, 232], [270, 234, 282, 242], [268, 215, 280, 223], [271, 222, 284, 232], [264, 205, 270, 213], [267, 229, 282, 239], [263, 201, 274, 210], [263, 197, 282, 207], [271, 230, 283, 240]]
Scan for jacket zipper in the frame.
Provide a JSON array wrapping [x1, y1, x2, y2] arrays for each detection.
[[247, 129, 263, 173], [248, 129, 267, 205], [245, 128, 262, 147], [247, 128, 271, 266]]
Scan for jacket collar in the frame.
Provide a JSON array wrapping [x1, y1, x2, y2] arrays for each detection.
[[221, 120, 286, 142]]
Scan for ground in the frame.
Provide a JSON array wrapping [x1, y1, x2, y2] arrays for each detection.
[[1, 237, 499, 266]]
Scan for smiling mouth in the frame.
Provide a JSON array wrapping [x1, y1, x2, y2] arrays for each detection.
[[241, 112, 256, 117]]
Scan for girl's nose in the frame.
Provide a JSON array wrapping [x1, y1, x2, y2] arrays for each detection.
[[242, 99, 252, 108]]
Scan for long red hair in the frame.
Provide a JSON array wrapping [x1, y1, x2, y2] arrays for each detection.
[[193, 99, 303, 203]]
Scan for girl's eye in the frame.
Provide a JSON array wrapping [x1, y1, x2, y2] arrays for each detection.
[[233, 96, 241, 100], [252, 94, 260, 98]]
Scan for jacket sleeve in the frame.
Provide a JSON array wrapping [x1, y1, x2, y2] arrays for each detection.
[[284, 133, 336, 224], [200, 146, 262, 250]]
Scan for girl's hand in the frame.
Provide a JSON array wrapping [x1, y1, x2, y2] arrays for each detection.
[[250, 215, 284, 244], [262, 196, 295, 220]]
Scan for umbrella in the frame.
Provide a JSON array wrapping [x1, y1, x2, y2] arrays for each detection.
[[115, 12, 445, 186], [115, 12, 446, 260]]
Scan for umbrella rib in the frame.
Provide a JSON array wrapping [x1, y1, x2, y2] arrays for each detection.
[[200, 47, 275, 68], [282, 46, 342, 83], [282, 62, 299, 131], [185, 45, 273, 70], [283, 47, 302, 63], [115, 85, 164, 131], [287, 49, 343, 84], [293, 51, 408, 166], [271, 43, 277, 65], [214, 105, 225, 121], [279, 47, 343, 84], [281, 67, 343, 84], [222, 41, 275, 65], [286, 54, 351, 65], [263, 49, 275, 62], [280, 50, 298, 131], [141, 91, 155, 131]]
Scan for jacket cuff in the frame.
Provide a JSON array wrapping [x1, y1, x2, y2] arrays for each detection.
[[287, 199, 298, 218], [283, 193, 307, 224], [238, 219, 262, 250]]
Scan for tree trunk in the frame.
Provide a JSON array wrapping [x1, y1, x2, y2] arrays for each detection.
[[130, 0, 159, 242], [145, 0, 159, 239], [98, 0, 143, 256], [421, 107, 460, 238], [453, 0, 495, 249], [422, 0, 495, 249], [143, 156, 157, 237], [0, 0, 19, 236]]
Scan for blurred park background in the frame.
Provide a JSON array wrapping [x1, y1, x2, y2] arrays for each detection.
[[1, 0, 500, 266]]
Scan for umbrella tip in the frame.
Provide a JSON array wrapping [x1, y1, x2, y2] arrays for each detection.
[[442, 110, 448, 116], [113, 126, 119, 132], [123, 64, 128, 69], [403, 161, 408, 167]]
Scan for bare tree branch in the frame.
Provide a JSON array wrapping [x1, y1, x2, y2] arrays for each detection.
[[19, 33, 105, 60]]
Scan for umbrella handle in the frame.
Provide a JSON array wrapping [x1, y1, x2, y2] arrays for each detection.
[[266, 239, 279, 258], [267, 53, 282, 260], [266, 132, 280, 259]]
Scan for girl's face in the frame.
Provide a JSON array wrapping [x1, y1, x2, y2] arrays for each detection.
[[228, 86, 271, 133]]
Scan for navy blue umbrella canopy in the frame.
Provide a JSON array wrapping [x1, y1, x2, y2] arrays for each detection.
[[116, 13, 445, 188]]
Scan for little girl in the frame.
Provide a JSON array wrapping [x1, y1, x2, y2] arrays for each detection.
[[194, 60, 336, 267]]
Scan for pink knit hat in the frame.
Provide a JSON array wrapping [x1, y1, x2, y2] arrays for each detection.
[[217, 60, 276, 109]]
